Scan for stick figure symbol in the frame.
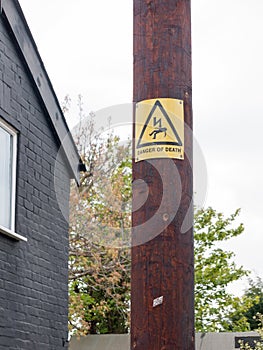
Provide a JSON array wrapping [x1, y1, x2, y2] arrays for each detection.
[[149, 127, 167, 140]]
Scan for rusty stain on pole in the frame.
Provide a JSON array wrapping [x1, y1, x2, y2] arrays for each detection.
[[131, 0, 194, 349]]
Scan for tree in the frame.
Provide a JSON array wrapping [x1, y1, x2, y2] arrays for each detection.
[[244, 278, 263, 329], [194, 207, 248, 332], [239, 314, 263, 350], [68, 97, 132, 335], [226, 277, 263, 332], [67, 97, 250, 335]]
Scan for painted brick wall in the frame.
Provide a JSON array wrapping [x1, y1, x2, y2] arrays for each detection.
[[0, 12, 71, 350]]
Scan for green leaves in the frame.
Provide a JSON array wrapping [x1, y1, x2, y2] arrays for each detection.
[[238, 314, 263, 350], [227, 278, 263, 332], [194, 207, 248, 332]]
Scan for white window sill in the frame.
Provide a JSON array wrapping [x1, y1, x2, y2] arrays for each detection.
[[0, 225, 27, 242]]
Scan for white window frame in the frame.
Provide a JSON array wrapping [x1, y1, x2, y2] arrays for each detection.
[[0, 118, 27, 242]]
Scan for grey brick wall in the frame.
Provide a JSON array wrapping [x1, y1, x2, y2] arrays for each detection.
[[0, 12, 71, 350]]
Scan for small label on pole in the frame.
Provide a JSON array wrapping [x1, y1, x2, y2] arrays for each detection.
[[153, 296, 164, 308], [135, 98, 184, 162]]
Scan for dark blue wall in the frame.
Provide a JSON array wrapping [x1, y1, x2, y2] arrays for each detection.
[[0, 12, 70, 350]]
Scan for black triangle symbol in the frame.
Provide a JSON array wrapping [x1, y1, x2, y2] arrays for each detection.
[[137, 100, 183, 149]]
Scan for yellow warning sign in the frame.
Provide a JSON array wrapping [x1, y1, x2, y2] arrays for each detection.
[[135, 98, 184, 162]]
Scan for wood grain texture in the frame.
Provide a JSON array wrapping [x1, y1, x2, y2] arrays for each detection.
[[131, 1, 194, 349]]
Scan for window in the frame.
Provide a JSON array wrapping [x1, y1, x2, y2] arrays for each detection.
[[0, 118, 17, 231], [0, 118, 26, 241]]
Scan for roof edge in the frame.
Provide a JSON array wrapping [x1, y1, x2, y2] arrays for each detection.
[[2, 0, 84, 185]]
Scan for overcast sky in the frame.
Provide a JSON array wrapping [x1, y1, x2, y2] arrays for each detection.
[[19, 0, 263, 293]]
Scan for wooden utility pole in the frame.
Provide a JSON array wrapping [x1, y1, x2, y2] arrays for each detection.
[[131, 1, 194, 349]]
